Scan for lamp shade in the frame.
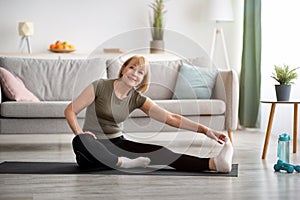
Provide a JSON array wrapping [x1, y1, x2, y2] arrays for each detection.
[[208, 0, 234, 22], [18, 22, 34, 36]]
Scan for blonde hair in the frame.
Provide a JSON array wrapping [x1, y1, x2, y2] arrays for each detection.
[[118, 55, 150, 93]]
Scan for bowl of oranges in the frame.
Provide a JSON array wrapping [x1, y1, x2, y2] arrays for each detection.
[[49, 41, 75, 53]]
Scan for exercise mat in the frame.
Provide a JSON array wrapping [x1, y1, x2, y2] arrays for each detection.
[[0, 161, 238, 177]]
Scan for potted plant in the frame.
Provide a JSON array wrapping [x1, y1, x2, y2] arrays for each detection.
[[149, 0, 166, 53], [271, 64, 299, 101]]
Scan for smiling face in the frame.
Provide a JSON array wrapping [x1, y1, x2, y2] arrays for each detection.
[[118, 56, 150, 93], [121, 60, 145, 87]]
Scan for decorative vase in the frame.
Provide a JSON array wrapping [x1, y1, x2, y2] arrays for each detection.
[[275, 84, 291, 101], [150, 40, 164, 54]]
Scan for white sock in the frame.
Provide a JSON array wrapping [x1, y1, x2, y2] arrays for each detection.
[[119, 157, 151, 169], [214, 139, 233, 173]]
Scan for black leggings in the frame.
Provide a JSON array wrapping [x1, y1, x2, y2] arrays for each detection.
[[72, 134, 210, 172]]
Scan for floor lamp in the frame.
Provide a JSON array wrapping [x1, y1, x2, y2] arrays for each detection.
[[208, 0, 234, 69], [18, 22, 34, 53]]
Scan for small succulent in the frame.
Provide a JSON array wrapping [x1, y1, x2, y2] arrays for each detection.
[[271, 64, 299, 85]]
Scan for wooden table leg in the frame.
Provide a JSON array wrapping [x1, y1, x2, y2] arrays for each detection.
[[262, 103, 276, 159], [293, 103, 298, 153]]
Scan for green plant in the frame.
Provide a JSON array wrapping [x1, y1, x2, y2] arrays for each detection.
[[271, 64, 299, 85], [149, 0, 166, 40]]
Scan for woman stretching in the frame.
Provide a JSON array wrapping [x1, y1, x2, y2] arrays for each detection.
[[64, 55, 233, 172]]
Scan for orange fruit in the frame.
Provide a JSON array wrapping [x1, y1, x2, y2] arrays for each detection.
[[50, 44, 56, 49], [56, 44, 64, 49]]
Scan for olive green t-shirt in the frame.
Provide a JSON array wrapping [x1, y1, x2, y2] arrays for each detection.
[[82, 79, 147, 139]]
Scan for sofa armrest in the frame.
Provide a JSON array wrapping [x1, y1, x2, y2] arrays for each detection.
[[212, 69, 239, 131]]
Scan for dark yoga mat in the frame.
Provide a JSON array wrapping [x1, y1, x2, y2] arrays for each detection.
[[0, 161, 238, 177]]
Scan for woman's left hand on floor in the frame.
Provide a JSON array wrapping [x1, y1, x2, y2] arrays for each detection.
[[84, 131, 97, 139]]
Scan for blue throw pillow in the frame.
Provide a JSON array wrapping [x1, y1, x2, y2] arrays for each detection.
[[172, 63, 218, 99]]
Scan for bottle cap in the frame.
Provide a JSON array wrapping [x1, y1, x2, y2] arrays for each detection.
[[279, 133, 290, 141]]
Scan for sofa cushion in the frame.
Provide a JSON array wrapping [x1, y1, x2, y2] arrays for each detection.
[[106, 59, 182, 99], [172, 63, 218, 99], [0, 67, 39, 102], [106, 58, 123, 79], [145, 60, 182, 99], [0, 57, 107, 101], [0, 101, 85, 118], [0, 118, 84, 134], [129, 99, 225, 117]]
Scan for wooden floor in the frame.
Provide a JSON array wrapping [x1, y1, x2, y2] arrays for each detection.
[[0, 130, 300, 200]]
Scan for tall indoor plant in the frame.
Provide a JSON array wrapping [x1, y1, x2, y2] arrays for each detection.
[[271, 64, 299, 101], [149, 0, 166, 53]]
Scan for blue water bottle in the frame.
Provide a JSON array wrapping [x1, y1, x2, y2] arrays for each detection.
[[277, 133, 290, 163]]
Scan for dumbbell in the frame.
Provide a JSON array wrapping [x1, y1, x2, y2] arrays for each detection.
[[281, 160, 300, 172], [294, 165, 300, 172], [274, 160, 294, 173]]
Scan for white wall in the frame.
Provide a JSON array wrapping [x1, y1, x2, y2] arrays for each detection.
[[261, 0, 300, 136], [0, 0, 243, 71]]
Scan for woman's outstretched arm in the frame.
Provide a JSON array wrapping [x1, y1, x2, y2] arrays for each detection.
[[140, 98, 227, 144]]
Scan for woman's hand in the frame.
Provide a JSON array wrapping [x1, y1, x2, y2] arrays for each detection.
[[205, 129, 228, 144], [82, 131, 97, 139]]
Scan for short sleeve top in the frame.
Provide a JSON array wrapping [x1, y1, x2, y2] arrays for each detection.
[[82, 79, 147, 139]]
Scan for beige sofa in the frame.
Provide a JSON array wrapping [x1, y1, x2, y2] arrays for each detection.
[[0, 55, 239, 141]]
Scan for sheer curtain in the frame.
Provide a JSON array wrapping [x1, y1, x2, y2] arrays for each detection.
[[238, 0, 261, 128]]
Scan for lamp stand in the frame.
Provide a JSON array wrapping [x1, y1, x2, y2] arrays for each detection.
[[19, 36, 32, 54], [25, 36, 32, 54], [210, 27, 230, 69]]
